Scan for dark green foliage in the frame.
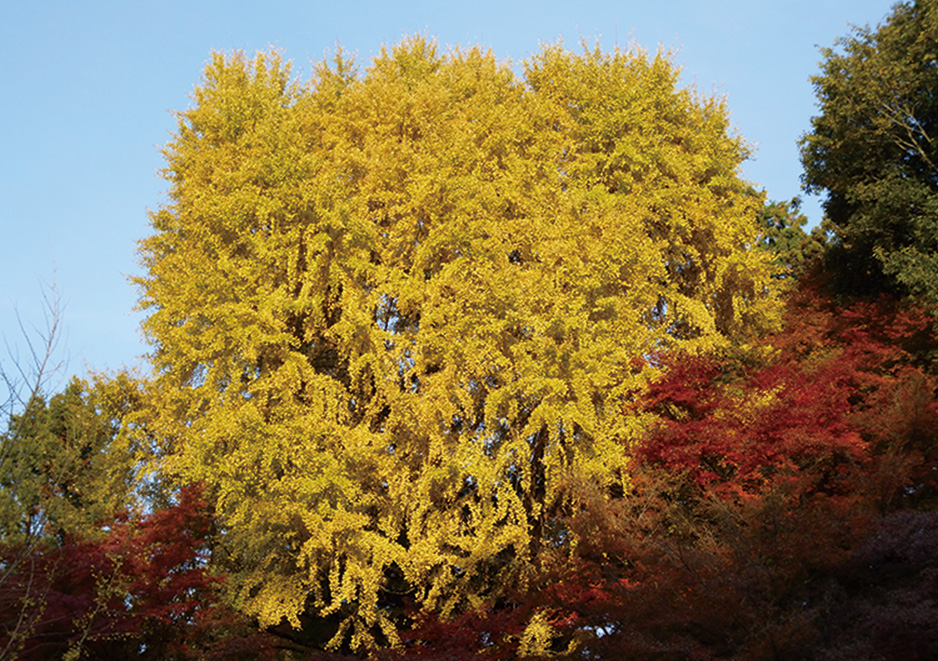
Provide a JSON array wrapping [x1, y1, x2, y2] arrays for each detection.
[[757, 197, 829, 279], [0, 378, 127, 546], [801, 0, 938, 304]]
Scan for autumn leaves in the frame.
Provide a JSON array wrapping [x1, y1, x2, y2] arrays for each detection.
[[4, 14, 938, 657]]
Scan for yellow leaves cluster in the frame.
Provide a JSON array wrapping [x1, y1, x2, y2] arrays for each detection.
[[137, 37, 779, 648]]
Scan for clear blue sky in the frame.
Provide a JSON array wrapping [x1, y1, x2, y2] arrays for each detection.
[[0, 0, 895, 390]]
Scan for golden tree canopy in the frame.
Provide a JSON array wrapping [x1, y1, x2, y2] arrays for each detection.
[[137, 38, 778, 649]]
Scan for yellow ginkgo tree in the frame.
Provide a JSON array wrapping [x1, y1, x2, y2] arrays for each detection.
[[137, 38, 779, 649]]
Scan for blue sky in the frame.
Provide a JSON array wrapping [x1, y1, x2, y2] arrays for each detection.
[[1, 0, 895, 389]]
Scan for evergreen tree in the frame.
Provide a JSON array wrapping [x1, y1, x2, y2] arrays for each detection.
[[801, 0, 938, 303]]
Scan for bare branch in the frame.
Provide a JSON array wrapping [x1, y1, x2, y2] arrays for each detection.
[[879, 101, 938, 174], [0, 280, 69, 598]]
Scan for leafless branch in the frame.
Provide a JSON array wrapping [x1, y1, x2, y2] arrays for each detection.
[[0, 281, 69, 650], [879, 101, 938, 174]]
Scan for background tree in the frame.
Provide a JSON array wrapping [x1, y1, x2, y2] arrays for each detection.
[[505, 283, 938, 660], [0, 483, 279, 660], [756, 196, 828, 279], [1, 290, 66, 563], [0, 288, 158, 658], [801, 0, 938, 303], [137, 39, 779, 650], [0, 377, 140, 548]]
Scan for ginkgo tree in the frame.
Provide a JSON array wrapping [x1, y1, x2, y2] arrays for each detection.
[[136, 37, 779, 650]]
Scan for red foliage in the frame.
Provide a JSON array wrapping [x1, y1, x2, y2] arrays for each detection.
[[381, 604, 527, 661], [637, 286, 938, 506], [776, 287, 938, 508], [0, 484, 276, 660], [637, 353, 865, 499], [524, 461, 871, 659], [515, 286, 938, 659]]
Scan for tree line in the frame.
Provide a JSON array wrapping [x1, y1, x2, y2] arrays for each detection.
[[3, 2, 938, 658]]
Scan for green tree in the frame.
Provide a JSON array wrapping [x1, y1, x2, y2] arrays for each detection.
[[0, 293, 144, 658], [137, 39, 779, 650], [0, 379, 133, 547], [756, 197, 828, 279], [801, 0, 938, 302], [1, 291, 139, 552]]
